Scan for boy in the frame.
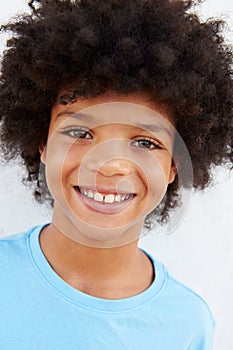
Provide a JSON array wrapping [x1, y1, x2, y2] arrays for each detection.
[[0, 0, 232, 349]]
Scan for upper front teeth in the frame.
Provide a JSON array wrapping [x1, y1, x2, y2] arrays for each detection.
[[94, 192, 104, 202], [79, 188, 131, 203], [104, 194, 115, 203]]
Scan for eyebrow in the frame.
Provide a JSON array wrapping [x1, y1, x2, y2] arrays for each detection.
[[55, 111, 94, 122], [134, 123, 172, 136], [55, 111, 172, 137]]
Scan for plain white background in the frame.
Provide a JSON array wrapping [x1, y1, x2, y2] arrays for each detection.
[[0, 1, 233, 349]]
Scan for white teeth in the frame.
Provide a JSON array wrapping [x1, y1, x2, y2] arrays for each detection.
[[79, 187, 133, 203], [94, 192, 104, 202], [104, 194, 115, 203], [115, 194, 122, 202], [87, 190, 94, 199]]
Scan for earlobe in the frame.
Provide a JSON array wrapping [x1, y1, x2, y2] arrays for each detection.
[[39, 145, 46, 165]]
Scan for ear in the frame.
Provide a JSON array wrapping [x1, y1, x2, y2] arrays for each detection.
[[168, 159, 177, 184], [39, 145, 46, 165]]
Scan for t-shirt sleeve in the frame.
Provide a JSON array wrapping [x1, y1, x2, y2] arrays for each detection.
[[187, 316, 215, 350]]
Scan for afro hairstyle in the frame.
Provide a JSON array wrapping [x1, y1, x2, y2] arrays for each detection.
[[0, 0, 232, 225]]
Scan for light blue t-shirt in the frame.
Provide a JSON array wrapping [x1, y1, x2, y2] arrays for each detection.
[[0, 225, 214, 349]]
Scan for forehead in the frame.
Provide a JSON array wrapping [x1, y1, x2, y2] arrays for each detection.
[[51, 93, 175, 135]]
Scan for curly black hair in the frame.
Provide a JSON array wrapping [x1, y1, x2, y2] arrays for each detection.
[[0, 0, 232, 225]]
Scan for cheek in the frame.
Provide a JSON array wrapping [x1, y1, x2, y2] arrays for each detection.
[[141, 156, 172, 210], [146, 166, 168, 196], [44, 140, 84, 194], [141, 152, 172, 185]]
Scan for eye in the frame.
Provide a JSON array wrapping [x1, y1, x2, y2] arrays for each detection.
[[62, 127, 92, 139], [131, 138, 162, 150]]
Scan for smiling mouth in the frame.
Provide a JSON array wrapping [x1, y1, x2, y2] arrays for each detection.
[[75, 186, 135, 204]]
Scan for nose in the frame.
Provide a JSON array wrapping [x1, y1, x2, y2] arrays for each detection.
[[86, 157, 133, 177], [98, 159, 133, 177], [85, 139, 133, 177]]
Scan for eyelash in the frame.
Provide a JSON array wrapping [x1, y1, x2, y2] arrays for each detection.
[[131, 138, 162, 150], [61, 127, 92, 139], [61, 128, 163, 150]]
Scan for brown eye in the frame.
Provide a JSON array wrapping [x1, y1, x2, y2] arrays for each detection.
[[62, 128, 92, 139], [131, 138, 162, 150]]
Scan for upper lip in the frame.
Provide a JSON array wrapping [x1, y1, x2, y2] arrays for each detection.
[[75, 185, 135, 195]]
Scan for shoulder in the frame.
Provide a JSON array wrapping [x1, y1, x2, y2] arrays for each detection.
[[166, 273, 214, 323], [144, 250, 215, 328], [0, 229, 29, 254], [0, 225, 44, 266], [165, 275, 215, 348], [0, 225, 36, 246]]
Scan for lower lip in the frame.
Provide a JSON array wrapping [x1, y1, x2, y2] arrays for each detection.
[[73, 187, 135, 214]]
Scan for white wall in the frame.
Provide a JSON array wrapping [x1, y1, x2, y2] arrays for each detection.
[[0, 1, 233, 349]]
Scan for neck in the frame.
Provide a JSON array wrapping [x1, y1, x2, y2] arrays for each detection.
[[39, 223, 154, 299]]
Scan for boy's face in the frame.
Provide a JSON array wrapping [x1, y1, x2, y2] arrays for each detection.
[[40, 92, 177, 247]]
